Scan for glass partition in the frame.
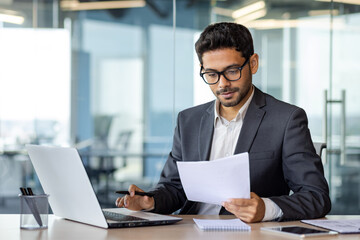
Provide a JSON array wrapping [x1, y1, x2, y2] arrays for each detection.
[[207, 0, 360, 215], [1, 0, 360, 215], [328, 1, 360, 214], [0, 1, 70, 208]]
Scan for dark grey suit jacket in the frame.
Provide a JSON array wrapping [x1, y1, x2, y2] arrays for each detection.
[[149, 87, 331, 221]]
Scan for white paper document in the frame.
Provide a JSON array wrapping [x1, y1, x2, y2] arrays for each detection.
[[176, 153, 250, 205], [301, 219, 360, 233]]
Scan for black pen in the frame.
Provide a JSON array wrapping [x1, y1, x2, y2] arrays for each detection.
[[27, 187, 34, 195], [20, 187, 28, 196], [115, 191, 154, 197]]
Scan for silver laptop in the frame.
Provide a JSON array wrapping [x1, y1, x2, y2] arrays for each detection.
[[26, 144, 182, 228]]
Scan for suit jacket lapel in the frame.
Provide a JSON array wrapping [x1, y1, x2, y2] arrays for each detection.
[[198, 102, 215, 161], [234, 87, 266, 154]]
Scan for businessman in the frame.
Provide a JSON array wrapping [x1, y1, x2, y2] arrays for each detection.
[[115, 22, 331, 222]]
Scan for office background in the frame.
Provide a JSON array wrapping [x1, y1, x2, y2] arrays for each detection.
[[0, 0, 359, 215]]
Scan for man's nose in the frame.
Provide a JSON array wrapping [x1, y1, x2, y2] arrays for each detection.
[[217, 73, 230, 88]]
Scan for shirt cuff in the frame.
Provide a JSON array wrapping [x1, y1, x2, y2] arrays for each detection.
[[262, 198, 283, 221]]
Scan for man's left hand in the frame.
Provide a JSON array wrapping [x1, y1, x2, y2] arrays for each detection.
[[222, 192, 265, 223]]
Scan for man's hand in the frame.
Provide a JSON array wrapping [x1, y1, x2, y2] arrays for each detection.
[[115, 184, 155, 211], [222, 192, 265, 223]]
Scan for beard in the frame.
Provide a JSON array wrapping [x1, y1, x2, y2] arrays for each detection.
[[215, 83, 252, 107]]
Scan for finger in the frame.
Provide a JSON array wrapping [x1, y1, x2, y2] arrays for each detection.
[[115, 197, 121, 206], [222, 200, 247, 216], [223, 201, 241, 213], [223, 203, 247, 220], [116, 197, 125, 208], [119, 197, 124, 207], [120, 197, 125, 207], [124, 194, 141, 209], [223, 201, 254, 216], [224, 197, 265, 223], [128, 184, 144, 197], [225, 199, 260, 213], [124, 195, 129, 207], [225, 198, 251, 206], [124, 195, 142, 210], [250, 192, 260, 199], [118, 191, 155, 211], [222, 203, 255, 222]]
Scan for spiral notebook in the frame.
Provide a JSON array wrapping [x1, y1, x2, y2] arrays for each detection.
[[193, 218, 251, 231]]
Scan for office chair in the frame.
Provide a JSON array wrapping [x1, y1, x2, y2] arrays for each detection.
[[313, 142, 327, 157], [114, 130, 133, 168]]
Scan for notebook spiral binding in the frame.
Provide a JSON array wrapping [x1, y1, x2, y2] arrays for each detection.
[[193, 218, 251, 232], [201, 226, 251, 231]]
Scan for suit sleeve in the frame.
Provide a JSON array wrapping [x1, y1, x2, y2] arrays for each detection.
[[148, 113, 187, 214], [269, 108, 331, 221]]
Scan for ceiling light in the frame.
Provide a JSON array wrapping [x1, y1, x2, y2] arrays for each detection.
[[0, 9, 24, 24], [213, 7, 233, 17], [308, 9, 339, 16], [246, 18, 345, 30], [235, 9, 267, 24], [232, 1, 266, 19], [246, 19, 298, 29], [61, 0, 146, 11]]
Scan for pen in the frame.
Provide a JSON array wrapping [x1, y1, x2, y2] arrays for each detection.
[[27, 187, 34, 195], [115, 191, 155, 197], [20, 187, 43, 227], [20, 187, 27, 196]]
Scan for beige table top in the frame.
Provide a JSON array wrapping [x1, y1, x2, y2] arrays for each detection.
[[1, 214, 360, 240]]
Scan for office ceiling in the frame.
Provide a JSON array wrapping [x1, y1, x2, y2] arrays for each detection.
[[215, 0, 360, 20], [2, 0, 360, 19]]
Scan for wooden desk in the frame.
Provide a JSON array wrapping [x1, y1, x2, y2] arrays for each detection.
[[0, 214, 359, 240]]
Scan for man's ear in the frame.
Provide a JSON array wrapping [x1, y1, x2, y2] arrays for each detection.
[[250, 53, 259, 74]]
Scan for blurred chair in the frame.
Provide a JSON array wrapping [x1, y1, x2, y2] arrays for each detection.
[[93, 115, 113, 149], [77, 115, 133, 206], [114, 130, 133, 168], [313, 142, 327, 157], [96, 129, 133, 206], [83, 115, 114, 185]]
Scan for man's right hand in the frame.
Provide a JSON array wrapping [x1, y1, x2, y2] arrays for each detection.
[[115, 184, 155, 211]]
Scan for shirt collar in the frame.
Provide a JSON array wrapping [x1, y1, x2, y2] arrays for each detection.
[[214, 85, 255, 127]]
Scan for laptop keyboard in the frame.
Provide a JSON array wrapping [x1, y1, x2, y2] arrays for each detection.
[[103, 210, 148, 222]]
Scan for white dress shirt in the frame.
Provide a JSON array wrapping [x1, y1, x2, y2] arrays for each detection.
[[197, 86, 283, 221]]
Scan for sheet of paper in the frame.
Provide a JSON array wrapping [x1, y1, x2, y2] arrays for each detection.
[[176, 153, 250, 205], [302, 219, 360, 233]]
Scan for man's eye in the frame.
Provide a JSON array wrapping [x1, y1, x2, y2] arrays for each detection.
[[226, 69, 239, 75], [206, 73, 217, 78]]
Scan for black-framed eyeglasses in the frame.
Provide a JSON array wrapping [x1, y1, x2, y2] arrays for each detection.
[[200, 58, 250, 85]]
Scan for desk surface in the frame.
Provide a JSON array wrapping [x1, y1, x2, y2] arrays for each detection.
[[1, 214, 359, 240]]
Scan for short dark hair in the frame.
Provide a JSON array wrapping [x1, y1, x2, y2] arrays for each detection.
[[195, 22, 254, 64]]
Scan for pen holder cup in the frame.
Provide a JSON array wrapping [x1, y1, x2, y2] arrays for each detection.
[[19, 194, 49, 230]]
